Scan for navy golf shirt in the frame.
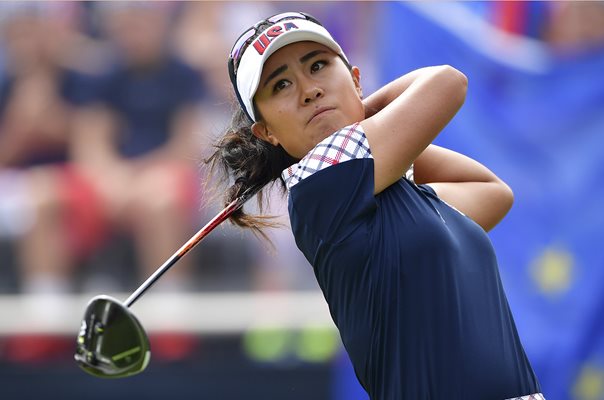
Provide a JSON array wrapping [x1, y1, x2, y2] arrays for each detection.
[[283, 124, 540, 399]]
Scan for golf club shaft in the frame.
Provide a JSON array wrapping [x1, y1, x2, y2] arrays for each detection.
[[124, 188, 257, 308]]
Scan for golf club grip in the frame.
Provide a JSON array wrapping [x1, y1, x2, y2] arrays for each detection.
[[124, 189, 255, 308]]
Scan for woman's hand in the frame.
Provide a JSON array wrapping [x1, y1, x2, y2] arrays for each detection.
[[414, 145, 514, 231]]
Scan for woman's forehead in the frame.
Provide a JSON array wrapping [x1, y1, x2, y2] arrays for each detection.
[[263, 41, 336, 69]]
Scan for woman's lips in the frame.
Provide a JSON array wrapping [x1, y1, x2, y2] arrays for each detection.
[[308, 106, 335, 123]]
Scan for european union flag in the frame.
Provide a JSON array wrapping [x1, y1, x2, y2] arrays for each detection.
[[370, 3, 604, 400]]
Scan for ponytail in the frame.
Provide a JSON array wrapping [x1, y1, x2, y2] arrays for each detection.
[[204, 104, 297, 240]]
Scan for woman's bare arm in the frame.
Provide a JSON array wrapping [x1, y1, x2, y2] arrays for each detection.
[[360, 65, 468, 195]]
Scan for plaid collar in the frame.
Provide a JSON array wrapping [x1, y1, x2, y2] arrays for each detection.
[[281, 122, 372, 191]]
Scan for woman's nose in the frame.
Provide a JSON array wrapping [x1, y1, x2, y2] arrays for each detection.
[[303, 86, 323, 104]]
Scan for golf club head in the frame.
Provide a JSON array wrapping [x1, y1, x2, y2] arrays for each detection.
[[75, 295, 150, 378]]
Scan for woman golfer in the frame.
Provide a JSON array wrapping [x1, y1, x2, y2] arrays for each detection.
[[208, 11, 544, 400]]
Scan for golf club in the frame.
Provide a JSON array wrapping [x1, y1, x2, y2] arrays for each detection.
[[75, 185, 260, 378]]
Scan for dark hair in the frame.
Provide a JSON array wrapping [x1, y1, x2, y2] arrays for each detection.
[[204, 102, 297, 240]]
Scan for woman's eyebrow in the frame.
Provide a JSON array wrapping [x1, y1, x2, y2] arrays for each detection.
[[299, 49, 327, 64], [263, 64, 288, 88]]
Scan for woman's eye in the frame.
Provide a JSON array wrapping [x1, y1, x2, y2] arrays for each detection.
[[273, 79, 290, 93], [311, 60, 327, 73]]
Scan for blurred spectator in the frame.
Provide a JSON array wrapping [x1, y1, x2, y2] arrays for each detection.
[[488, 1, 604, 56], [542, 2, 604, 55], [0, 9, 70, 168], [0, 2, 209, 296], [65, 2, 208, 292], [173, 1, 278, 130], [0, 3, 91, 294], [173, 2, 234, 106]]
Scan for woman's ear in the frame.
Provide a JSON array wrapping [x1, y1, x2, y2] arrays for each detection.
[[252, 121, 280, 146], [351, 66, 362, 98]]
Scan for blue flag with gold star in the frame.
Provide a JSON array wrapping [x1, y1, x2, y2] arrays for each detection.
[[368, 3, 604, 400]]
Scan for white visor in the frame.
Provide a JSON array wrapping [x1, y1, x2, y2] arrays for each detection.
[[235, 18, 348, 122]]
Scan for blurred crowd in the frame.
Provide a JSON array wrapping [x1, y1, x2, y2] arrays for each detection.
[[0, 1, 324, 296], [1, 1, 603, 298]]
